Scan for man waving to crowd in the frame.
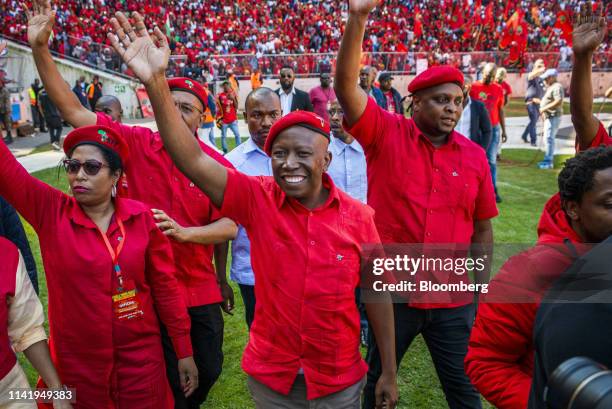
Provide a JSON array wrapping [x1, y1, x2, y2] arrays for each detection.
[[105, 9, 399, 409], [336, 0, 497, 408]]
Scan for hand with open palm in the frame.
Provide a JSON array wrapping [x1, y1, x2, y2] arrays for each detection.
[[348, 0, 381, 16], [572, 0, 607, 56], [24, 0, 55, 49], [107, 12, 169, 85]]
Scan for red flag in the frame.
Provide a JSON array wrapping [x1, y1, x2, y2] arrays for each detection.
[[484, 3, 494, 28], [414, 18, 423, 38], [450, 7, 465, 30], [499, 10, 527, 49], [554, 11, 573, 44]]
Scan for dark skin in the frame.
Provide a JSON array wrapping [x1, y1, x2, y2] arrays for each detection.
[[94, 95, 123, 123], [108, 11, 398, 408], [379, 78, 392, 92], [279, 68, 295, 92], [328, 100, 355, 145], [564, 167, 612, 243], [320, 73, 331, 89], [411, 83, 464, 147], [359, 67, 371, 91], [270, 127, 332, 209], [245, 90, 282, 149], [570, 0, 607, 150]]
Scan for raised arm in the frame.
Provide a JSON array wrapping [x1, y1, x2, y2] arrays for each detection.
[[335, 0, 379, 127], [26, 0, 96, 128], [571, 1, 607, 150], [107, 12, 227, 208]]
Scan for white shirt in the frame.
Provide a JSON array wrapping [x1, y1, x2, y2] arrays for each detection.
[[279, 87, 295, 117], [456, 97, 472, 139]]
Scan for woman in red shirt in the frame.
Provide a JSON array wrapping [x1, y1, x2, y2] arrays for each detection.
[[0, 125, 197, 409]]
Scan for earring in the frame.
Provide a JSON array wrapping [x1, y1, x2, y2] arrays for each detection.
[[111, 184, 117, 198]]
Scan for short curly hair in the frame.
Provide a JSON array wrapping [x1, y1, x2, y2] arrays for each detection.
[[558, 145, 612, 203]]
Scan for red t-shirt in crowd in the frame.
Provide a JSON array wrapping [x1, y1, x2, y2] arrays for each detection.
[[470, 81, 505, 126], [218, 92, 238, 124], [345, 98, 498, 308], [220, 170, 379, 399], [384, 91, 396, 113], [500, 81, 512, 99]]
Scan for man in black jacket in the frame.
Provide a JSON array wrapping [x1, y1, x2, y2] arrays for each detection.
[[0, 196, 38, 293], [456, 75, 492, 152], [275, 66, 313, 116], [378, 72, 403, 114]]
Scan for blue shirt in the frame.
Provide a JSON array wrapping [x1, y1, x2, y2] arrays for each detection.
[[225, 138, 272, 285], [327, 135, 368, 203]]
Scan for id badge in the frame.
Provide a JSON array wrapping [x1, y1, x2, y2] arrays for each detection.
[[112, 280, 144, 321]]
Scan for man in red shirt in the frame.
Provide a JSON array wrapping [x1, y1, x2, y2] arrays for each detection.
[[27, 5, 236, 408], [107, 12, 399, 408], [471, 63, 506, 203], [336, 1, 497, 407], [217, 80, 241, 153]]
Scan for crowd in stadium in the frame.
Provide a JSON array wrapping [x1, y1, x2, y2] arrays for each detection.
[[1, 0, 610, 77]]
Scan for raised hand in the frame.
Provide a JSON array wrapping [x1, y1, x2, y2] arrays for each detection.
[[24, 0, 55, 48], [572, 1, 607, 55], [108, 12, 169, 85], [348, 0, 381, 16]]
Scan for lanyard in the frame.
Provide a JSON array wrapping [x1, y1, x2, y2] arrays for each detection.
[[98, 217, 127, 290]]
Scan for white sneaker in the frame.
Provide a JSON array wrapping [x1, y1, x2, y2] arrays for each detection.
[[51, 142, 60, 151]]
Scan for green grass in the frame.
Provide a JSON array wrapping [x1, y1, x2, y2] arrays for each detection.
[[504, 97, 612, 117], [28, 143, 54, 155], [19, 148, 563, 408]]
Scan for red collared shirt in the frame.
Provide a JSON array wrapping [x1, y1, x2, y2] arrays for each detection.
[[220, 170, 378, 399], [0, 141, 191, 405], [345, 98, 498, 308], [583, 122, 611, 150], [97, 113, 234, 307]]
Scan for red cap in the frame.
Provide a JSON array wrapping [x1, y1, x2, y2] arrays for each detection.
[[63, 125, 129, 166], [408, 65, 464, 94], [264, 111, 330, 155], [167, 77, 208, 110]]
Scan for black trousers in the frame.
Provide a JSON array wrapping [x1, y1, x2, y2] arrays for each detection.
[[238, 284, 256, 329], [363, 303, 480, 409], [49, 126, 62, 144], [0, 112, 12, 140], [160, 303, 224, 409]]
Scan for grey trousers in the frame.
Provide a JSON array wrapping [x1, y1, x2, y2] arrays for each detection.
[[247, 375, 365, 409]]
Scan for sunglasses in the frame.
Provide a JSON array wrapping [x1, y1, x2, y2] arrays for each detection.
[[63, 159, 109, 176]]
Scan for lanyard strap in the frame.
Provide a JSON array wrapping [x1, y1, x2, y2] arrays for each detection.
[[98, 217, 127, 289]]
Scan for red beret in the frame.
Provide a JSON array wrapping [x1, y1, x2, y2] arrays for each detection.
[[264, 111, 330, 156], [167, 77, 208, 110], [63, 125, 130, 166], [408, 65, 464, 94]]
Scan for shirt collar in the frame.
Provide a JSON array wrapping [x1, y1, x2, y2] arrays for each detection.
[[464, 97, 471, 108], [243, 137, 267, 155], [275, 173, 341, 211], [330, 135, 364, 153], [281, 86, 296, 96], [410, 118, 460, 150], [68, 197, 143, 230]]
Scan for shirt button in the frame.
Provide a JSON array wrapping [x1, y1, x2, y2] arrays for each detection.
[[426, 232, 432, 237], [429, 209, 433, 214], [434, 168, 439, 172], [310, 241, 315, 245], [189, 182, 195, 187], [432, 188, 437, 193]]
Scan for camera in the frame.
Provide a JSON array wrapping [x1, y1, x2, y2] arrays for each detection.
[[545, 357, 612, 409]]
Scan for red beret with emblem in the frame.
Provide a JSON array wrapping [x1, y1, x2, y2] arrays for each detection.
[[167, 77, 208, 110], [408, 65, 465, 94], [63, 125, 130, 166], [264, 111, 331, 155]]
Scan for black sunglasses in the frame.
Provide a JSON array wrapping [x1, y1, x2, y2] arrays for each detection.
[[63, 159, 109, 176]]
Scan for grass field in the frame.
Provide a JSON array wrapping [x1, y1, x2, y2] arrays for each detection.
[[504, 97, 612, 117], [17, 147, 563, 408]]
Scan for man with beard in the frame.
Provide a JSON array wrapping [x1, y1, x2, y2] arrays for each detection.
[[275, 66, 313, 116], [335, 1, 497, 407], [309, 72, 336, 122], [225, 87, 281, 329]]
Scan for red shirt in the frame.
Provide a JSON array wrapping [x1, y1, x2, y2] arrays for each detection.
[[500, 81, 512, 98], [218, 92, 238, 124], [97, 113, 234, 308], [0, 238, 18, 380], [220, 170, 378, 399], [345, 98, 498, 308], [586, 122, 611, 148], [470, 81, 504, 126], [0, 141, 190, 407]]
